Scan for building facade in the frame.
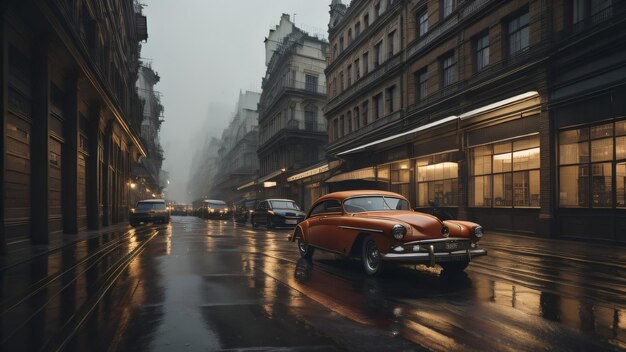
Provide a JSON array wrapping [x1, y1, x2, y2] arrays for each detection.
[[324, 0, 626, 241], [210, 91, 261, 203], [1, 0, 149, 253], [133, 62, 166, 205], [256, 14, 329, 204]]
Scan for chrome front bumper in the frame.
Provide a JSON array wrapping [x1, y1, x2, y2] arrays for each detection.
[[383, 239, 487, 267]]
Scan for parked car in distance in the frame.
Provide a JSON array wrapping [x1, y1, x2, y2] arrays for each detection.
[[201, 199, 229, 219], [252, 199, 306, 229], [289, 190, 486, 276], [234, 199, 257, 224], [130, 199, 170, 226]]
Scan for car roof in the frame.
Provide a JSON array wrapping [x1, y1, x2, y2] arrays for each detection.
[[315, 190, 407, 202], [137, 199, 166, 203]]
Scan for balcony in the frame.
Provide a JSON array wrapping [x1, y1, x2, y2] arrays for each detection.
[[259, 119, 327, 151], [258, 79, 326, 118], [556, 2, 625, 43]]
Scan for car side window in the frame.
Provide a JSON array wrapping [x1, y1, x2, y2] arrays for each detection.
[[309, 202, 326, 216], [325, 199, 341, 213]]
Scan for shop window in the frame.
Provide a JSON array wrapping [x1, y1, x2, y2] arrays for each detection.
[[559, 120, 625, 208], [470, 135, 540, 208], [390, 160, 411, 200], [416, 160, 458, 207]]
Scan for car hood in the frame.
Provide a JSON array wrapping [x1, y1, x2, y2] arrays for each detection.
[[351, 211, 448, 240]]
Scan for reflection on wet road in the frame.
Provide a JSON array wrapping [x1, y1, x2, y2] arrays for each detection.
[[8, 216, 622, 351]]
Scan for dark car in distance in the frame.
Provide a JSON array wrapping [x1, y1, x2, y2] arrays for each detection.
[[234, 199, 257, 224], [252, 199, 306, 229], [130, 199, 170, 226], [201, 199, 230, 219]]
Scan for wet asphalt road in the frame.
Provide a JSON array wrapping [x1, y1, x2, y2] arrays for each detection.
[[2, 215, 625, 351]]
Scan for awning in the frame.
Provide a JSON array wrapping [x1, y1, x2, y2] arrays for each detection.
[[258, 169, 283, 183], [336, 115, 458, 156], [236, 180, 256, 191], [325, 167, 375, 183], [287, 163, 329, 182]]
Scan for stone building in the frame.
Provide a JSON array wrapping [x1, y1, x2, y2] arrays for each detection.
[[133, 62, 166, 204], [1, 0, 149, 252], [324, 0, 626, 240], [210, 91, 261, 203], [256, 14, 329, 205]]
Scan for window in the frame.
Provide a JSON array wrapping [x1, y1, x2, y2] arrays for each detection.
[[418, 10, 429, 37], [415, 68, 428, 101], [573, 0, 613, 25], [347, 64, 352, 86], [374, 42, 382, 68], [441, 53, 457, 87], [339, 115, 345, 137], [310, 199, 341, 216], [355, 21, 361, 36], [304, 105, 317, 131], [475, 33, 490, 72], [348, 29, 352, 44], [508, 11, 530, 56], [416, 160, 458, 206], [305, 74, 318, 92], [333, 118, 339, 140], [390, 160, 411, 199], [386, 85, 396, 113], [347, 111, 352, 133], [441, 0, 455, 19], [353, 107, 360, 130], [374, 93, 384, 119], [332, 77, 337, 96], [339, 71, 344, 92], [363, 52, 369, 74], [364, 13, 370, 28], [387, 30, 396, 57], [375, 2, 381, 18], [470, 135, 540, 207], [355, 59, 360, 80], [333, 44, 338, 59], [339, 36, 344, 52], [362, 100, 369, 126], [560, 120, 626, 208]]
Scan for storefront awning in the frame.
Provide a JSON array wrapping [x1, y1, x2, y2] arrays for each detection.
[[236, 180, 256, 191], [258, 169, 283, 183], [325, 167, 375, 183], [287, 163, 329, 182], [336, 115, 459, 156]]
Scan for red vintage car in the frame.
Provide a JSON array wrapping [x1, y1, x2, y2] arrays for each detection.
[[289, 190, 487, 275]]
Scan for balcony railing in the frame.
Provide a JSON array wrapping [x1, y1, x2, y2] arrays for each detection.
[[259, 120, 326, 146], [258, 79, 326, 117], [556, 2, 624, 42]]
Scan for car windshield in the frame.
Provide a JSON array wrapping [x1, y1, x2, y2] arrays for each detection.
[[270, 200, 299, 210], [207, 203, 228, 210], [343, 196, 410, 213], [136, 202, 166, 211]]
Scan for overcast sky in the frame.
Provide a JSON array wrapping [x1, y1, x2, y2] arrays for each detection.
[[140, 0, 331, 203]]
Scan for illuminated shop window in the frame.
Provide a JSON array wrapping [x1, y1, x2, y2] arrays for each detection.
[[416, 160, 458, 207], [470, 134, 540, 208], [390, 160, 411, 200], [560, 120, 626, 208]]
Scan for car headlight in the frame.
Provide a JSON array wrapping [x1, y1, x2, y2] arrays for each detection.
[[473, 226, 483, 238], [392, 224, 406, 240]]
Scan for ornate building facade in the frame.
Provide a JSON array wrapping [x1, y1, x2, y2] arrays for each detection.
[[1, 0, 149, 252], [324, 0, 626, 240], [256, 14, 329, 204]]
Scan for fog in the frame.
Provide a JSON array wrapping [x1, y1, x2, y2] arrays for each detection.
[[140, 0, 330, 203]]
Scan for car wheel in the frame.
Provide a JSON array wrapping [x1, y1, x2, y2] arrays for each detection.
[[362, 236, 383, 276], [440, 261, 469, 274], [296, 231, 314, 259]]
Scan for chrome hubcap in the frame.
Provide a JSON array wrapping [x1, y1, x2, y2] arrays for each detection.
[[366, 241, 380, 270]]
